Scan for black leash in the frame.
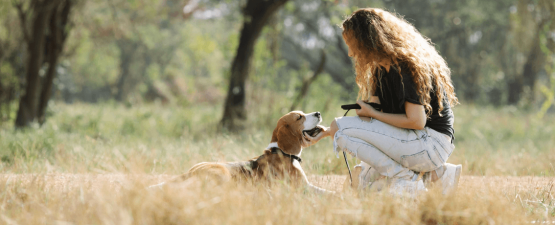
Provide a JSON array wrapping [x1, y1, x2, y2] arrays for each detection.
[[343, 151, 352, 185], [343, 109, 353, 185], [340, 102, 382, 186]]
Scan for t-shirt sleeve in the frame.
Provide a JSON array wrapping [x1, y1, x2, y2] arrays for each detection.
[[399, 70, 421, 109]]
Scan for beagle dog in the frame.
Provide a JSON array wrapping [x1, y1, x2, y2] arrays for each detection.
[[149, 111, 332, 194]]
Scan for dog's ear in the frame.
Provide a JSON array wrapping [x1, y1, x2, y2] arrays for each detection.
[[271, 126, 280, 143], [274, 124, 302, 155]]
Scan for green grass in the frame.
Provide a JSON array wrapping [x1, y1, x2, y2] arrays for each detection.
[[0, 100, 553, 224], [0, 101, 553, 177]]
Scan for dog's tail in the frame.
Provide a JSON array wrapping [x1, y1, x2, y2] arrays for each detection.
[[147, 182, 166, 190], [147, 162, 225, 189], [147, 173, 195, 190]]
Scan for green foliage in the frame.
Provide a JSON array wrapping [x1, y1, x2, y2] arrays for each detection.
[[70, 36, 120, 88], [2, 0, 553, 109], [537, 22, 555, 119]]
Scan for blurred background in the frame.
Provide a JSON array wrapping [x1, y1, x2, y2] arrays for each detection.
[[0, 0, 554, 130], [1, 1, 554, 222]]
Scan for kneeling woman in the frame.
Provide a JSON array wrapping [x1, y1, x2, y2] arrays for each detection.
[[309, 8, 461, 194]]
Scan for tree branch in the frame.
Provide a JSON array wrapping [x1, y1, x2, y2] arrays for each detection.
[[290, 50, 326, 111]]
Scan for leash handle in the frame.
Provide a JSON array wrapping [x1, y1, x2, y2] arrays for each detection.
[[343, 151, 353, 185], [341, 102, 382, 111]]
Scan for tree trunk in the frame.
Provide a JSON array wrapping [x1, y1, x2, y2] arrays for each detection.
[[115, 40, 138, 102], [15, 1, 58, 128], [507, 77, 523, 104], [220, 0, 289, 131], [507, 21, 547, 105], [38, 0, 72, 125], [521, 36, 545, 95], [463, 63, 480, 102]]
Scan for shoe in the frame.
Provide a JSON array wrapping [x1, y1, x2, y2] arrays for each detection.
[[388, 178, 427, 198], [356, 162, 387, 191], [440, 163, 462, 195]]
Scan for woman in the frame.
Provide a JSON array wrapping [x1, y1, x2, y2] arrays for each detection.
[[308, 8, 461, 195]]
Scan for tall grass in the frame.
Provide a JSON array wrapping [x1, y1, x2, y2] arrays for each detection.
[[0, 173, 552, 224], [0, 100, 553, 224], [0, 101, 553, 176]]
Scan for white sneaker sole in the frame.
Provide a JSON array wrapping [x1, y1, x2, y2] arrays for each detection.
[[443, 163, 462, 195], [452, 164, 461, 194]]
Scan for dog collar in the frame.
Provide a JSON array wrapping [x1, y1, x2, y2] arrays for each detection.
[[269, 147, 302, 164]]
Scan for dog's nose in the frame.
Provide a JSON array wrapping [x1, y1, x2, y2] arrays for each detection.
[[315, 112, 321, 118]]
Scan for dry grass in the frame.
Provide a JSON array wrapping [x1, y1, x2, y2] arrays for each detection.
[[0, 103, 554, 224], [0, 174, 553, 224]]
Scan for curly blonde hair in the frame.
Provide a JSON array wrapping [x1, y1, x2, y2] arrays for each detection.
[[342, 8, 458, 116]]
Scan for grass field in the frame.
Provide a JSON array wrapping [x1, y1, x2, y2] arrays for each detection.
[[0, 102, 554, 224]]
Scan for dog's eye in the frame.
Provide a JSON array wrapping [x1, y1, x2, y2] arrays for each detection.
[[297, 115, 303, 121]]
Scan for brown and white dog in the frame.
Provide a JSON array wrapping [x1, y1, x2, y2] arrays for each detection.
[[149, 111, 331, 194]]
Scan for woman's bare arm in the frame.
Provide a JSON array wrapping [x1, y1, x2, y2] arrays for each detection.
[[356, 100, 426, 130], [304, 96, 380, 144]]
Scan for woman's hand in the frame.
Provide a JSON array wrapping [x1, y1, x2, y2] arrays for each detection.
[[304, 126, 331, 146], [304, 120, 339, 147], [355, 100, 378, 118]]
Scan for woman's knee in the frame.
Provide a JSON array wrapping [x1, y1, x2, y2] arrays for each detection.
[[330, 116, 358, 136], [329, 120, 339, 137]]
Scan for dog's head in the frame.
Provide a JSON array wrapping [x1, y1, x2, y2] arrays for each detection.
[[270, 111, 323, 155]]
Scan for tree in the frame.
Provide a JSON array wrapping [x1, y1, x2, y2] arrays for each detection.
[[37, 0, 72, 124], [289, 50, 326, 111], [14, 0, 74, 128], [220, 0, 290, 131], [103, 0, 196, 102], [506, 0, 555, 104], [279, 0, 357, 93], [0, 3, 24, 123]]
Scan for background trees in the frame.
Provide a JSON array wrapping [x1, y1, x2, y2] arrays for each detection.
[[220, 0, 289, 131], [9, 0, 75, 128], [0, 0, 553, 130]]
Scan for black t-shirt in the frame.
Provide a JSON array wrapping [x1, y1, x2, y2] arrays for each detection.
[[373, 63, 455, 140]]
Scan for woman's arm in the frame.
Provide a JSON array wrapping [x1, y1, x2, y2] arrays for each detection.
[[356, 100, 426, 130], [303, 96, 417, 144]]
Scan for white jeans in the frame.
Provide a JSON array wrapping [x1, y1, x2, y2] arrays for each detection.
[[334, 116, 455, 182]]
